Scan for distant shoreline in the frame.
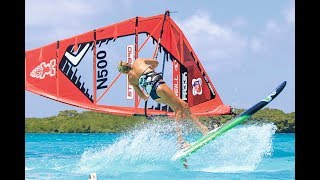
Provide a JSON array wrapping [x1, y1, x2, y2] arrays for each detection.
[[25, 108, 295, 133]]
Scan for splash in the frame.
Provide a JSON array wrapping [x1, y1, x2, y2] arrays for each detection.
[[195, 123, 277, 172], [75, 121, 180, 174], [74, 121, 277, 175]]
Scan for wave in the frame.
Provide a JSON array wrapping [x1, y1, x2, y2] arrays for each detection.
[[25, 167, 32, 171], [74, 120, 277, 175]]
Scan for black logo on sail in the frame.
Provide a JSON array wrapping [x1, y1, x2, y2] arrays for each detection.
[[59, 42, 94, 102]]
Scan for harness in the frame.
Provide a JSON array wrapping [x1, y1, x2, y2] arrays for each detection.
[[138, 71, 163, 94]]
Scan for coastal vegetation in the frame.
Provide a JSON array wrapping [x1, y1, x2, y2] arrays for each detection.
[[25, 108, 295, 133]]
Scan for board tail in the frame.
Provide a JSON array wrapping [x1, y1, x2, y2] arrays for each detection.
[[172, 81, 287, 161], [237, 81, 286, 118]]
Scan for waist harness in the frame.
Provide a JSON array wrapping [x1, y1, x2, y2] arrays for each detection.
[[138, 71, 163, 95]]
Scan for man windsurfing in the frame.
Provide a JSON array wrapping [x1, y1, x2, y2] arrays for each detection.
[[117, 58, 209, 149]]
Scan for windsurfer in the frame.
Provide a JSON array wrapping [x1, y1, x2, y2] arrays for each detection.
[[117, 58, 209, 149]]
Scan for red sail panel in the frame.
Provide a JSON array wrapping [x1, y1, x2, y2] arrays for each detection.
[[96, 17, 136, 40], [25, 42, 58, 97], [57, 32, 95, 104], [163, 17, 230, 115], [183, 42, 215, 106]]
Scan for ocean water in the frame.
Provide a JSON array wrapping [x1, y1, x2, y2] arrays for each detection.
[[25, 122, 295, 179]]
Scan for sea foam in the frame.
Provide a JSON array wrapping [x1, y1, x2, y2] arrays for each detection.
[[75, 120, 277, 174]]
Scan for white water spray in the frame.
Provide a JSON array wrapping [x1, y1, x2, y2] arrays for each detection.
[[75, 121, 277, 174]]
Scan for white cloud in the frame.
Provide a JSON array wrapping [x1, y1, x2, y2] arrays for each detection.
[[25, 0, 99, 26], [265, 20, 284, 33], [26, 0, 103, 47], [25, 0, 135, 49], [283, 1, 295, 24], [247, 20, 282, 55], [249, 1, 295, 54], [175, 12, 247, 72], [180, 14, 230, 38], [231, 16, 247, 28], [250, 37, 267, 53]]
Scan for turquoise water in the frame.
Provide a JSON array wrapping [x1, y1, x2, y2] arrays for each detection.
[[25, 122, 295, 179]]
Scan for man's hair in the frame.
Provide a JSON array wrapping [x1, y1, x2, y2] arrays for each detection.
[[117, 60, 131, 73]]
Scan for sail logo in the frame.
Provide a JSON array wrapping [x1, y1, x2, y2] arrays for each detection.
[[174, 60, 179, 71], [59, 42, 94, 102], [64, 43, 90, 66], [96, 50, 109, 90], [192, 78, 202, 95], [173, 75, 179, 97], [182, 72, 188, 100], [126, 45, 135, 99], [173, 60, 180, 98], [30, 59, 56, 79]]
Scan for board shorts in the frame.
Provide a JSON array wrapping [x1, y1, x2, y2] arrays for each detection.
[[138, 71, 165, 100]]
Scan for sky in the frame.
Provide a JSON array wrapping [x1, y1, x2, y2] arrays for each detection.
[[25, 0, 295, 118]]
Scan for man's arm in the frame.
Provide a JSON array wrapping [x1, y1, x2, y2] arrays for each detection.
[[132, 84, 149, 101], [143, 58, 159, 70]]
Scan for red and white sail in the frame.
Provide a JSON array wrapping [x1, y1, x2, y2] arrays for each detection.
[[25, 11, 232, 117]]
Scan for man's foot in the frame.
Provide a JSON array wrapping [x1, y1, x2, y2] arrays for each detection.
[[182, 158, 188, 169], [208, 125, 222, 134], [203, 128, 209, 136], [183, 162, 188, 169], [179, 141, 191, 150]]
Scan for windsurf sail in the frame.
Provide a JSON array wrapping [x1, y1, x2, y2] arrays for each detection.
[[25, 10, 232, 117]]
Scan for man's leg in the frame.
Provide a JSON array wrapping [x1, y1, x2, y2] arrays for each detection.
[[182, 102, 209, 135], [189, 113, 209, 135], [175, 110, 191, 149]]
